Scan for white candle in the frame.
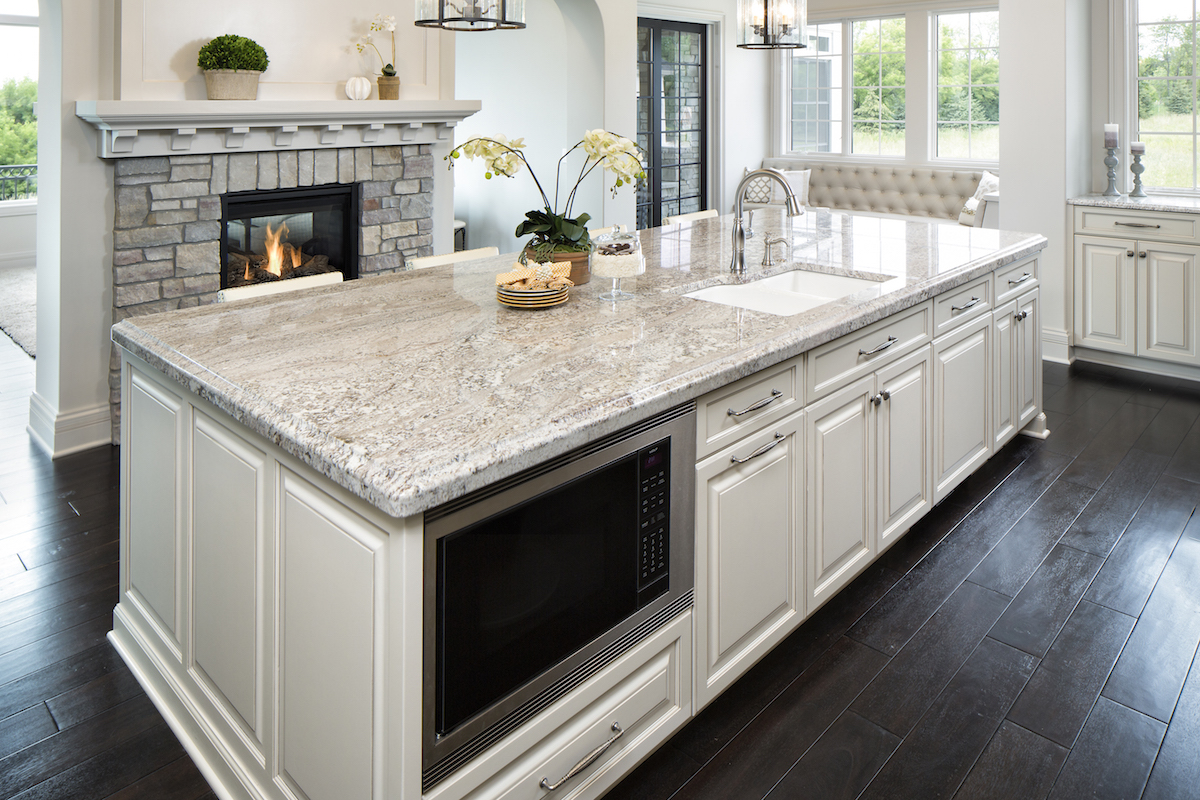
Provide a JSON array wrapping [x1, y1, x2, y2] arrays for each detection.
[[1104, 124, 1119, 149], [1131, 141, 1146, 155]]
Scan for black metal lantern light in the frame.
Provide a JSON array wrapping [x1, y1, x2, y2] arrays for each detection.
[[415, 0, 526, 31]]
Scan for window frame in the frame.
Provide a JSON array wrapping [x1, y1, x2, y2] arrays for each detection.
[[0, 12, 39, 206], [772, 3, 1000, 170]]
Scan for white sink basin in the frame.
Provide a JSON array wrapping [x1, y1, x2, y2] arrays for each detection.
[[684, 270, 884, 316]]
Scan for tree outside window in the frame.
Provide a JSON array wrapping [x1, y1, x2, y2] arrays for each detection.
[[852, 18, 906, 156], [1136, 0, 1199, 189], [935, 11, 999, 161], [0, 18, 38, 200]]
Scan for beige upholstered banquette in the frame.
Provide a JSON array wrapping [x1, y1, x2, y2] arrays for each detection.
[[762, 160, 986, 221]]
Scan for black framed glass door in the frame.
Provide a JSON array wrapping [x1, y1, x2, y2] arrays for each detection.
[[637, 19, 708, 229]]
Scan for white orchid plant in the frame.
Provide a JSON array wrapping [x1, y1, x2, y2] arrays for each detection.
[[448, 130, 646, 260], [355, 14, 397, 77]]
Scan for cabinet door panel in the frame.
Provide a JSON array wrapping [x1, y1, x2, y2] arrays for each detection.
[[1016, 291, 1041, 429], [1140, 244, 1199, 365], [876, 347, 932, 551], [993, 301, 1017, 448], [933, 316, 992, 503], [807, 377, 874, 610], [1074, 235, 1136, 354], [694, 416, 804, 708]]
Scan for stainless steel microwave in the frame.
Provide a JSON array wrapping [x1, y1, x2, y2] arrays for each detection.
[[421, 403, 696, 790]]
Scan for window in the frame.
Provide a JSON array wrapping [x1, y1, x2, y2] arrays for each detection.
[[781, 7, 999, 164], [789, 18, 905, 155], [1134, 0, 1200, 189], [0, 8, 38, 200], [934, 11, 999, 160], [852, 18, 906, 156]]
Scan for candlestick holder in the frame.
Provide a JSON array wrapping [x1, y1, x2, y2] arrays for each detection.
[[1103, 147, 1120, 196], [1130, 152, 1147, 198]]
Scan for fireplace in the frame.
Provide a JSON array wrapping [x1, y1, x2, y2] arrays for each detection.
[[221, 184, 361, 289]]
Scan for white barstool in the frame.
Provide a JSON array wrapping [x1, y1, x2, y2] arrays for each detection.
[[663, 209, 718, 226], [408, 246, 500, 270]]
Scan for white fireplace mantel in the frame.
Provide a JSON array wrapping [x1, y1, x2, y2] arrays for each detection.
[[76, 100, 482, 159]]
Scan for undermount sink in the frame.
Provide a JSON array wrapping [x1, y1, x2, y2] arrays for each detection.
[[684, 270, 885, 316]]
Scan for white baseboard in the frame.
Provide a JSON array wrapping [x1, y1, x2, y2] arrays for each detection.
[[1072, 347, 1200, 384], [0, 250, 35, 269], [27, 392, 114, 458], [1041, 327, 1072, 365]]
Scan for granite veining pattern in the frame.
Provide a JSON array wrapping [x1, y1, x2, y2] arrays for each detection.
[[112, 209, 1046, 518], [1069, 193, 1200, 214]]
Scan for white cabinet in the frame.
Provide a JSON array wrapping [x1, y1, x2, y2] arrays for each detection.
[[693, 413, 805, 710], [1072, 207, 1200, 369], [933, 314, 992, 503], [806, 345, 932, 611]]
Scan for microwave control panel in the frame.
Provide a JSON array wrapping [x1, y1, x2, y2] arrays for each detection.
[[637, 439, 670, 601]]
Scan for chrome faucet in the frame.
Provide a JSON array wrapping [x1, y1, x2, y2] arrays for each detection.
[[731, 168, 804, 274]]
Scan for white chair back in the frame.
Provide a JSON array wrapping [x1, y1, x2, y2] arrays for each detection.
[[588, 224, 627, 237], [408, 246, 500, 270], [663, 209, 718, 226], [216, 271, 343, 303]]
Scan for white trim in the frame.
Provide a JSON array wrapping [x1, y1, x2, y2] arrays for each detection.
[[1041, 327, 1072, 364], [0, 14, 38, 26], [0, 199, 37, 217], [1073, 345, 1200, 382], [0, 250, 35, 268], [27, 392, 114, 458]]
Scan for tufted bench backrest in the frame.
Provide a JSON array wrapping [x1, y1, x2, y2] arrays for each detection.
[[762, 160, 985, 220]]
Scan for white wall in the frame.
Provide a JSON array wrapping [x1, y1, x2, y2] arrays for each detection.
[[0, 202, 37, 268], [114, 0, 448, 101]]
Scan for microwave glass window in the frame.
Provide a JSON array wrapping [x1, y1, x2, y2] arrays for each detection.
[[436, 453, 639, 736]]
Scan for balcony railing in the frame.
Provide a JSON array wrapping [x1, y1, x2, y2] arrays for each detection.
[[0, 165, 37, 201]]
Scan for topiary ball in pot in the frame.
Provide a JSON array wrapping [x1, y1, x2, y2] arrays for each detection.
[[198, 35, 269, 100]]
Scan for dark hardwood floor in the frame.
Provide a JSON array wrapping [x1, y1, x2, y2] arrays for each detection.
[[2, 325, 1200, 800]]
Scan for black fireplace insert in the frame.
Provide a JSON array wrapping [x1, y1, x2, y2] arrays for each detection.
[[220, 184, 360, 290]]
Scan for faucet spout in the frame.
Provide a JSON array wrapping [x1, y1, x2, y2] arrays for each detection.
[[731, 168, 804, 274]]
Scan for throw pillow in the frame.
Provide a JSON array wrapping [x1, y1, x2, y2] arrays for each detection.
[[742, 168, 775, 205], [773, 169, 811, 206], [973, 170, 999, 200], [958, 196, 980, 226]]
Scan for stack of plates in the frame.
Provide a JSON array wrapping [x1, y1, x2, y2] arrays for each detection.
[[496, 286, 570, 309]]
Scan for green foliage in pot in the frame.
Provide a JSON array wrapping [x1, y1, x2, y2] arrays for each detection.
[[516, 209, 593, 261], [197, 35, 269, 72]]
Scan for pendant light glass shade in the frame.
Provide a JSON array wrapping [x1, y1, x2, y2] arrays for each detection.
[[737, 0, 806, 49], [415, 0, 526, 31]]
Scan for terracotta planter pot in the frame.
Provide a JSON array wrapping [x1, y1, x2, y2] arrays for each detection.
[[377, 75, 400, 100], [523, 247, 591, 286], [203, 69, 262, 100]]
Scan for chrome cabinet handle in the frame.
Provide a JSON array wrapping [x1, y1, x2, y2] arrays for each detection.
[[871, 393, 883, 407], [859, 336, 898, 357], [728, 389, 783, 417], [951, 297, 981, 313], [1139, 251, 1147, 258], [730, 433, 785, 464], [1014, 310, 1029, 321], [1115, 221, 1161, 229], [540, 723, 624, 792], [880, 389, 891, 401], [1008, 272, 1033, 285], [1127, 250, 1136, 257]]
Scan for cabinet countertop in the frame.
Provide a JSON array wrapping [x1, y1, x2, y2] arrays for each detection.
[[112, 210, 1045, 518], [1069, 194, 1200, 214]]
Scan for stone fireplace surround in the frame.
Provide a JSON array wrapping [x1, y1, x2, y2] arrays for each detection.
[[107, 145, 434, 441]]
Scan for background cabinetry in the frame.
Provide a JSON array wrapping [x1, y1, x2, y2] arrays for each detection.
[[1073, 207, 1200, 369]]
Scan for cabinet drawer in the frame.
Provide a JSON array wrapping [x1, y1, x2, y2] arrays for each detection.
[[807, 301, 932, 401], [428, 613, 691, 800], [933, 273, 993, 337], [697, 354, 803, 459], [1074, 206, 1200, 244], [994, 257, 1039, 305]]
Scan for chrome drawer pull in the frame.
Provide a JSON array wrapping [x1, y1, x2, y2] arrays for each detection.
[[1114, 221, 1161, 229], [951, 297, 981, 313], [540, 723, 624, 792], [1007, 272, 1033, 286], [731, 433, 785, 464], [728, 389, 783, 417], [859, 335, 898, 357]]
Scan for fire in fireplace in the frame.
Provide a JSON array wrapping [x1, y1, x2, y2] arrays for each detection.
[[220, 184, 361, 290]]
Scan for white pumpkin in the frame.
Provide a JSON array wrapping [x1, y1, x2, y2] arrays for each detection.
[[345, 76, 372, 101]]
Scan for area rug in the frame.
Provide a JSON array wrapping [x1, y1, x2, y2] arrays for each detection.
[[0, 265, 36, 358]]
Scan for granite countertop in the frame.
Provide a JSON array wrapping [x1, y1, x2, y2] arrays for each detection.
[[112, 209, 1046, 518], [1069, 193, 1200, 214]]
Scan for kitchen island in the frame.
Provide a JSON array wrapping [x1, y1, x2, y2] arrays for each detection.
[[110, 210, 1047, 800]]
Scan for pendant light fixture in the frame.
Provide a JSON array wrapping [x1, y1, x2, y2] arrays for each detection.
[[415, 0, 526, 31], [737, 0, 806, 49]]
